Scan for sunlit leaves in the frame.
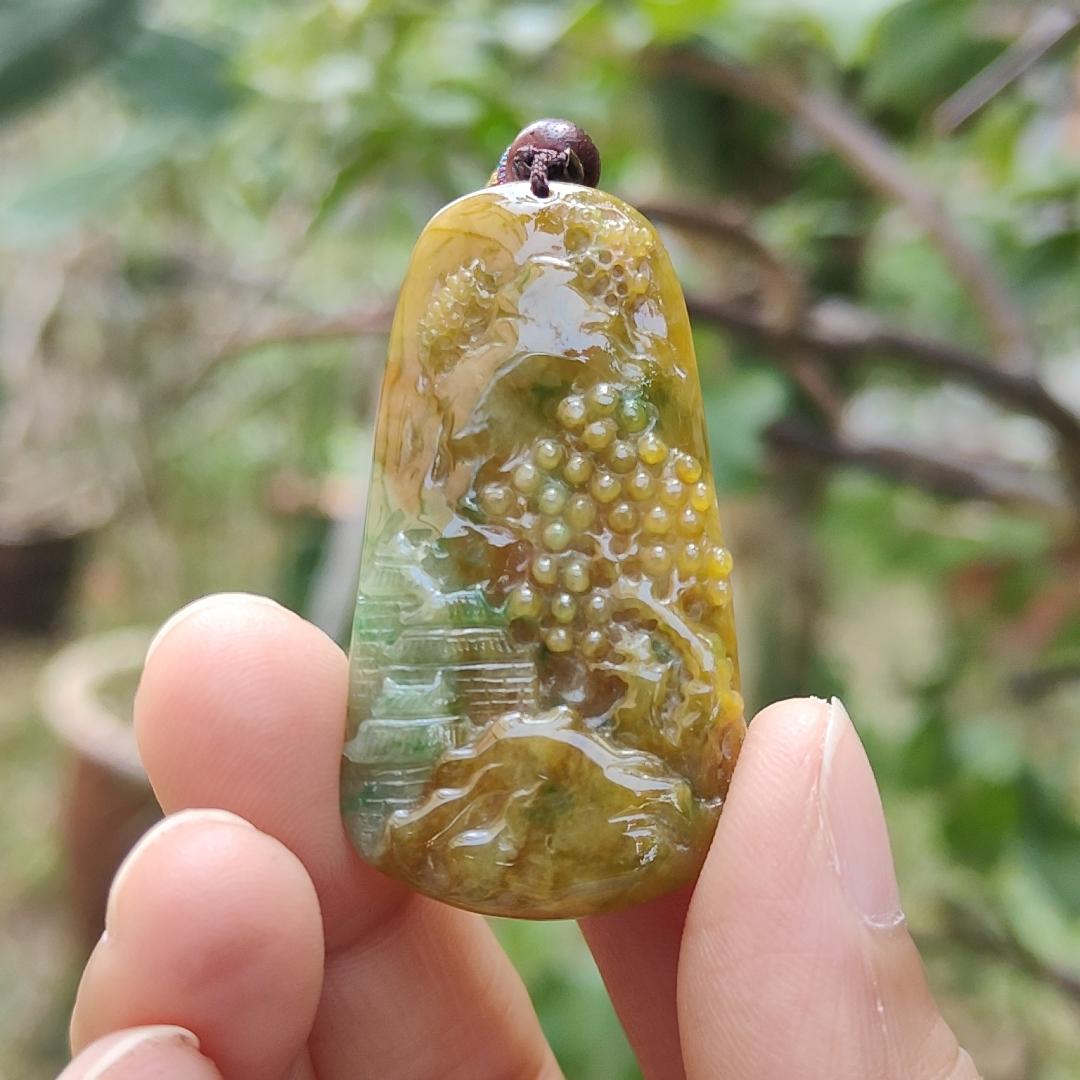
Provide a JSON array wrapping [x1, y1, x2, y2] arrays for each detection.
[[636, 0, 730, 41]]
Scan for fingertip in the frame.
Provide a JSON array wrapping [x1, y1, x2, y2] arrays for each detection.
[[708, 695, 831, 851], [136, 594, 345, 740], [139, 587, 345, 676], [61, 1026, 219, 1080], [744, 695, 831, 753], [133, 588, 348, 837], [143, 593, 289, 666], [71, 811, 324, 1077], [104, 809, 255, 934], [130, 588, 403, 949], [573, 704, 835, 1079]]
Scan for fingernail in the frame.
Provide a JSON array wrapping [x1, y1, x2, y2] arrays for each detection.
[[82, 1025, 200, 1079], [820, 697, 904, 928], [145, 593, 284, 663], [105, 809, 255, 934]]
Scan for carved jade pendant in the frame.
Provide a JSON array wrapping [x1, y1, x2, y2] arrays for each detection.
[[341, 181, 745, 918]]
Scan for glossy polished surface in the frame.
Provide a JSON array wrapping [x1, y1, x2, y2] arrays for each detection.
[[342, 182, 745, 918]]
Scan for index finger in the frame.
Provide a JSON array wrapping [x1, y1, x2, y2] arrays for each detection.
[[136, 593, 381, 944], [135, 593, 560, 1080]]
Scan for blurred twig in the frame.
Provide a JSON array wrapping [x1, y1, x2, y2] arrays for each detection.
[[187, 284, 1080, 512], [653, 46, 1039, 374], [641, 200, 844, 424], [167, 303, 395, 405], [203, 305, 395, 364], [1011, 661, 1080, 702], [0, 245, 77, 456], [637, 187, 1080, 497], [683, 294, 1080, 474], [934, 5, 1080, 135], [655, 198, 1080, 503], [766, 418, 1064, 510], [936, 899, 1080, 1008], [639, 200, 807, 325]]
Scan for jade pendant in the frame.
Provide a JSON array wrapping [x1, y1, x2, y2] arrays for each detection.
[[341, 180, 745, 918]]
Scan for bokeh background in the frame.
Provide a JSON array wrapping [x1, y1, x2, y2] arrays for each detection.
[[3, 1, 1080, 1076]]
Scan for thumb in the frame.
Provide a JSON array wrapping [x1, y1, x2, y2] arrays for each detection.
[[678, 697, 979, 1080]]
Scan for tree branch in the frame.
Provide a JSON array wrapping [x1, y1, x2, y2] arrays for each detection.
[[178, 286, 1080, 502], [685, 294, 1080, 468], [654, 46, 1038, 373], [638, 199, 807, 325], [640, 200, 847, 423], [638, 188, 1080, 476], [163, 304, 395, 407], [1010, 661, 1080, 703], [938, 899, 1080, 1008], [765, 418, 1065, 511], [202, 305, 395, 368], [933, 6, 1080, 135]]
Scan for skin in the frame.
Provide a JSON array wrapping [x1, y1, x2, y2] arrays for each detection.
[[61, 593, 980, 1080]]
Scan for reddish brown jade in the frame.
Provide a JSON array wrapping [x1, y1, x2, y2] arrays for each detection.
[[341, 169, 745, 918]]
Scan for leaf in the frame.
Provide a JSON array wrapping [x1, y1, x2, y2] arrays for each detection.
[[109, 27, 242, 123], [942, 775, 1020, 872], [969, 95, 1029, 183], [1, 132, 174, 241], [1017, 770, 1080, 917], [863, 230, 972, 337], [702, 365, 790, 494], [900, 708, 956, 788], [996, 859, 1080, 974], [861, 0, 1002, 119], [0, 0, 140, 123], [637, 0, 730, 41], [753, 0, 902, 66], [309, 128, 397, 232], [494, 3, 583, 56], [899, 652, 968, 788]]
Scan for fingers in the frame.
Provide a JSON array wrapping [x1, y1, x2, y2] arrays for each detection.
[[135, 594, 560, 1080], [69, 809, 323, 1080], [136, 594, 374, 942], [580, 888, 691, 1080], [678, 697, 978, 1080], [60, 1026, 221, 1080]]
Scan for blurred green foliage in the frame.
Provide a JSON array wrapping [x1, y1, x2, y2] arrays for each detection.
[[3, 0, 1080, 1076], [0, 0, 139, 122]]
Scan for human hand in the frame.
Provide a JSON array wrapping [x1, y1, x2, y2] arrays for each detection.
[[61, 593, 978, 1079]]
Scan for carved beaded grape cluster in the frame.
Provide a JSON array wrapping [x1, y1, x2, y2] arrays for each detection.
[[418, 259, 499, 373], [539, 200, 655, 312], [476, 381, 733, 660]]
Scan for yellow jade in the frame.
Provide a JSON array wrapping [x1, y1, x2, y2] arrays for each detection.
[[341, 181, 745, 918]]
